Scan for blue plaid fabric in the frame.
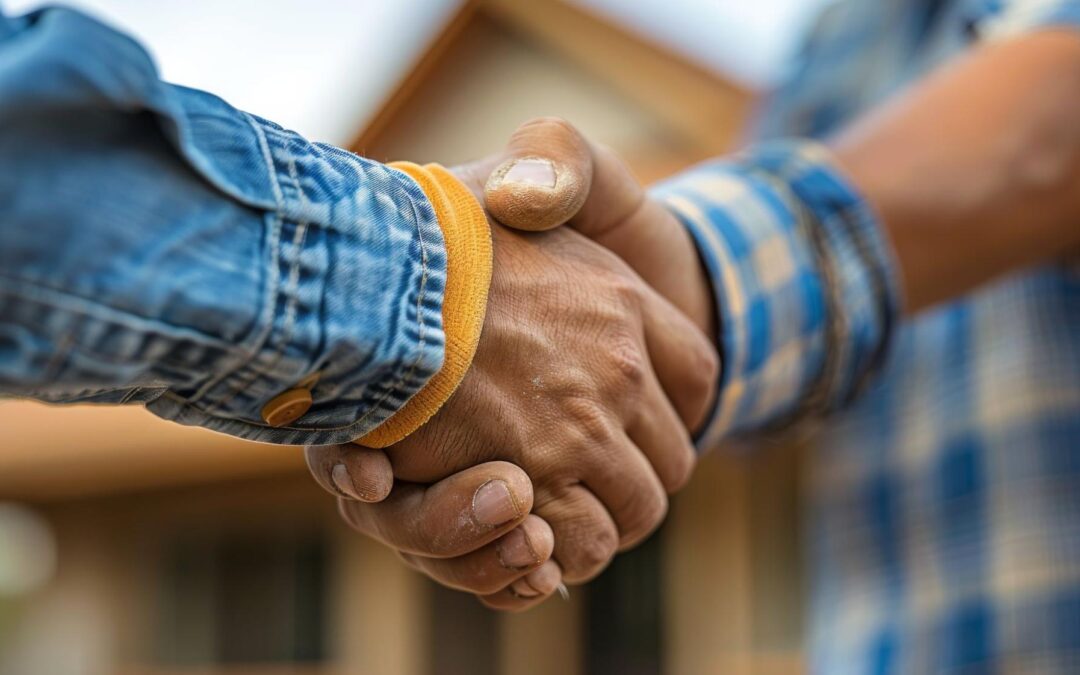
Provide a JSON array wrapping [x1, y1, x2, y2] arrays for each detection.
[[655, 1, 1080, 672]]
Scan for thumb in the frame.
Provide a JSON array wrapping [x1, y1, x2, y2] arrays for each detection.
[[483, 117, 595, 232], [483, 116, 651, 242], [484, 116, 714, 337]]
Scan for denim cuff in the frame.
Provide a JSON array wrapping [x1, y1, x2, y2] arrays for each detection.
[[146, 93, 448, 445], [0, 8, 448, 446]]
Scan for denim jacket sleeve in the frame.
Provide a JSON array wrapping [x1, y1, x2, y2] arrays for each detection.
[[0, 7, 449, 445]]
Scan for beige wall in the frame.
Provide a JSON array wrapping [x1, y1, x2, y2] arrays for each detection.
[[362, 12, 717, 184], [0, 8, 804, 675]]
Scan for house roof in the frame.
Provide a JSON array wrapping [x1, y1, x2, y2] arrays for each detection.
[[5, 0, 827, 145], [0, 0, 815, 499], [350, 0, 753, 158]]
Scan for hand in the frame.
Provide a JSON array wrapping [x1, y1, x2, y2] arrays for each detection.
[[306, 121, 719, 610], [482, 117, 716, 337]]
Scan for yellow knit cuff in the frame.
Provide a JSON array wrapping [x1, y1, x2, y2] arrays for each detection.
[[356, 162, 493, 448]]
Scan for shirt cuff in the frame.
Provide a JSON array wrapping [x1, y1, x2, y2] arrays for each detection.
[[972, 1, 1080, 41], [652, 140, 902, 450], [145, 93, 451, 445]]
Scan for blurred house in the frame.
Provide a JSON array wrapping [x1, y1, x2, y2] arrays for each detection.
[[0, 1, 806, 673]]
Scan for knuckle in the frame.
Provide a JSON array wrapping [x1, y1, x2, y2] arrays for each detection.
[[614, 484, 668, 548], [663, 443, 697, 493], [559, 518, 618, 582], [606, 270, 642, 307], [606, 333, 647, 389], [688, 338, 721, 401], [562, 396, 618, 448]]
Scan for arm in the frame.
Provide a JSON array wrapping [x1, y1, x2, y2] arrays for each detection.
[[483, 11, 1080, 447], [834, 29, 1080, 312], [2, 9, 718, 610], [0, 7, 465, 446]]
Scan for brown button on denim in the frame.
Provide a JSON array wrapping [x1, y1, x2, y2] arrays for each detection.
[[261, 388, 312, 427]]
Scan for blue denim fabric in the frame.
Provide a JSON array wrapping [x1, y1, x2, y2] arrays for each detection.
[[0, 7, 448, 445]]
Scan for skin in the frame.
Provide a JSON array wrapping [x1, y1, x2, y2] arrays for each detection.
[[306, 129, 719, 610], [831, 29, 1080, 312], [484, 32, 1080, 328], [307, 29, 1080, 612]]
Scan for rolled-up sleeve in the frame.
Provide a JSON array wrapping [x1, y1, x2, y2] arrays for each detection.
[[652, 140, 902, 450], [0, 7, 449, 445], [974, 0, 1080, 40]]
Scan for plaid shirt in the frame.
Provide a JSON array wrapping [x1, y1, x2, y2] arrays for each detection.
[[653, 1, 1080, 672]]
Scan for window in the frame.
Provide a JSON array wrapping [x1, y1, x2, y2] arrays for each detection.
[[153, 531, 328, 666]]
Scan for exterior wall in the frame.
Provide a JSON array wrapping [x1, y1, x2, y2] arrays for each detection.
[[0, 10, 803, 675]]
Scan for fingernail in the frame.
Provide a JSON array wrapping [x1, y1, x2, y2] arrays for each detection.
[[331, 463, 362, 500], [556, 583, 570, 601], [472, 480, 520, 527], [496, 528, 539, 569], [523, 560, 562, 596], [510, 578, 541, 598], [501, 159, 557, 188]]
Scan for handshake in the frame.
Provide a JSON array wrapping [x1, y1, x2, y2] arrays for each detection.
[[305, 118, 719, 611]]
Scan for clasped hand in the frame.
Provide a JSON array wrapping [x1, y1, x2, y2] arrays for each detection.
[[306, 118, 718, 610]]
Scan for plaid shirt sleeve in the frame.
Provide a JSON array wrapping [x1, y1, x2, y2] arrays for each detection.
[[651, 140, 902, 450], [974, 0, 1080, 40]]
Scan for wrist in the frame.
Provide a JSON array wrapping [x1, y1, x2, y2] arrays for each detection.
[[356, 162, 493, 448]]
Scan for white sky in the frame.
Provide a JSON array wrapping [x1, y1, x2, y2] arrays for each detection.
[[5, 0, 832, 145]]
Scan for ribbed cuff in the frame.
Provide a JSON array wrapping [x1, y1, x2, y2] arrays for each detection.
[[356, 163, 493, 448]]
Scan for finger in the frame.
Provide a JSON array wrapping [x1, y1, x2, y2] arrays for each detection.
[[399, 515, 554, 595], [562, 412, 669, 550], [627, 366, 699, 494], [482, 117, 637, 238], [483, 117, 594, 232], [483, 123, 714, 336], [305, 444, 393, 502], [532, 483, 619, 584], [478, 560, 566, 612], [338, 461, 532, 558], [591, 432, 669, 550], [639, 280, 720, 434], [588, 187, 715, 335]]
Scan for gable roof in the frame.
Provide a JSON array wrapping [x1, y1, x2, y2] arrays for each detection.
[[352, 0, 751, 156]]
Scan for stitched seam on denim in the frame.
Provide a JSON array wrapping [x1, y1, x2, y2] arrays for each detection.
[[210, 154, 308, 414], [339, 171, 433, 431], [183, 170, 437, 434], [191, 111, 284, 408], [41, 330, 76, 383], [267, 166, 435, 433], [0, 275, 248, 355]]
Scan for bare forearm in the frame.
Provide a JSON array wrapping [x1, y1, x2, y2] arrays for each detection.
[[832, 30, 1080, 313]]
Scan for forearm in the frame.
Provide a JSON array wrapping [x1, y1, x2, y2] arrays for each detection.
[[832, 29, 1080, 313], [0, 7, 486, 446]]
